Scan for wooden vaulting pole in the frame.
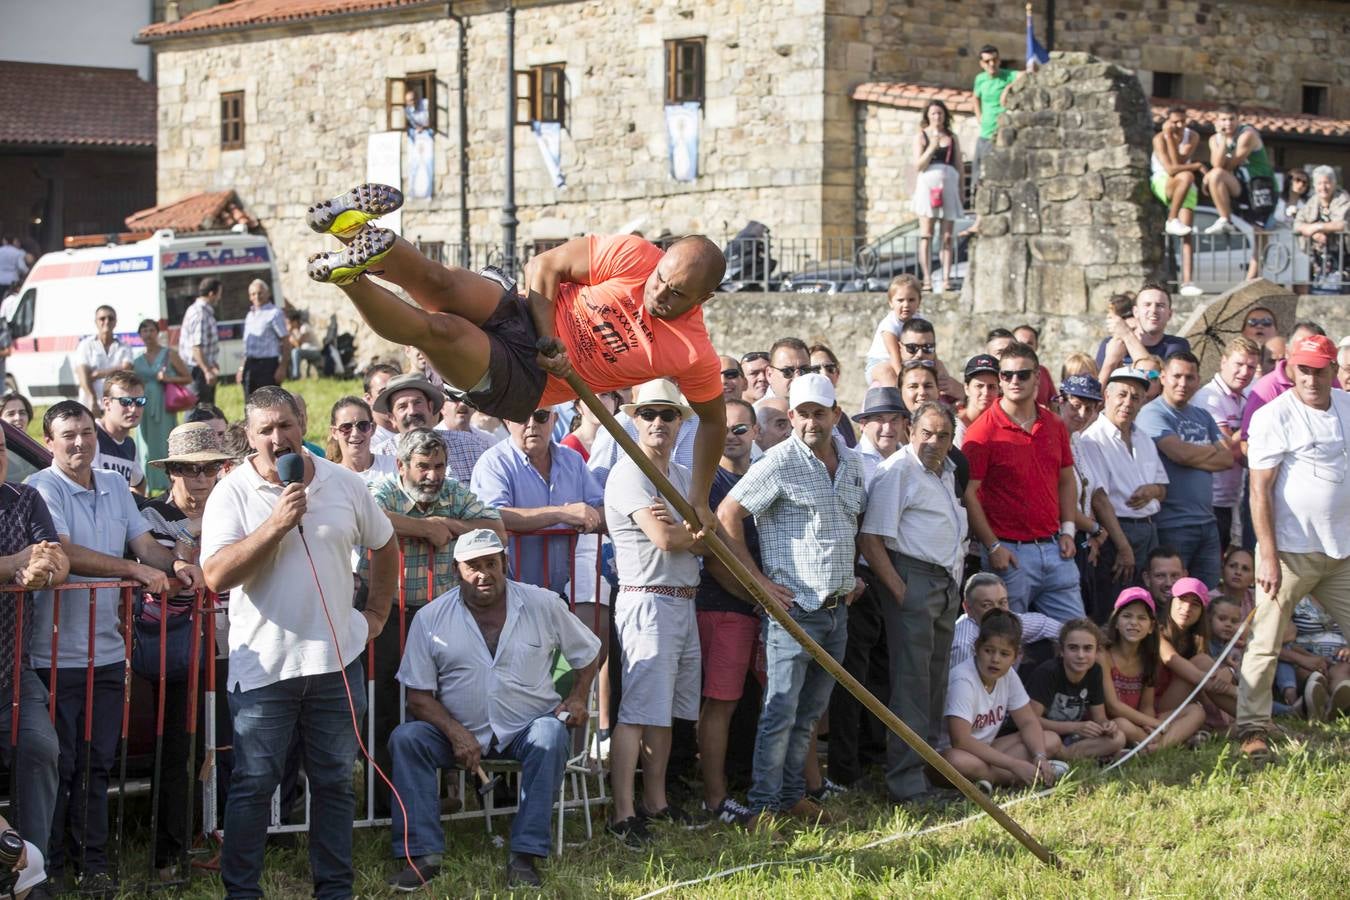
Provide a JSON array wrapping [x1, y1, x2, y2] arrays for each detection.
[[545, 346, 1060, 868]]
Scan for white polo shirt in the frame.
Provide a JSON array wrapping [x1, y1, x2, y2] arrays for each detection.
[[1247, 388, 1350, 558], [1078, 415, 1169, 520], [72, 336, 132, 409], [201, 451, 394, 692], [861, 444, 967, 572], [397, 580, 601, 752]]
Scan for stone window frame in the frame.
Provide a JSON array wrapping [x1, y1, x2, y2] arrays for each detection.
[[1301, 83, 1328, 117], [220, 90, 244, 150], [1150, 71, 1183, 100], [386, 71, 438, 132], [665, 37, 705, 106], [515, 63, 567, 126]]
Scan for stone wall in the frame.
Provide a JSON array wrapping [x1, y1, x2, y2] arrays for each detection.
[[855, 104, 981, 241], [963, 52, 1162, 316], [853, 0, 1350, 116]]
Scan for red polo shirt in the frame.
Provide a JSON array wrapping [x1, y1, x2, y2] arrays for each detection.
[[961, 402, 1073, 542]]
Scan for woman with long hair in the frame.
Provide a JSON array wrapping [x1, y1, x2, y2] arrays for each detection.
[[912, 99, 964, 291]]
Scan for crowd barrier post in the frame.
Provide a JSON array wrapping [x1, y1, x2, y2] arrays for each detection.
[[542, 344, 1061, 868]]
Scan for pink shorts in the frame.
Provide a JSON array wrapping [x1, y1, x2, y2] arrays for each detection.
[[696, 610, 764, 701]]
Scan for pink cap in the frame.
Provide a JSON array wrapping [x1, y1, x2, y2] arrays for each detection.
[[1113, 586, 1155, 615], [1171, 576, 1211, 606]]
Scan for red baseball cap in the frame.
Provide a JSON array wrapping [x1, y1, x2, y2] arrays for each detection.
[[1113, 586, 1156, 616], [1287, 334, 1337, 369], [1171, 576, 1211, 606]]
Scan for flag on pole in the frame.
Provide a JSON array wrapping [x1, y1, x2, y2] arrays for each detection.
[[1026, 3, 1049, 71]]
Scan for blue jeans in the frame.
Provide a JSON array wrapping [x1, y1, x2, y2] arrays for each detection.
[[987, 540, 1084, 622], [1, 668, 60, 861], [389, 715, 570, 859], [748, 604, 847, 814], [223, 659, 365, 900], [1158, 522, 1222, 591], [1271, 661, 1299, 716]]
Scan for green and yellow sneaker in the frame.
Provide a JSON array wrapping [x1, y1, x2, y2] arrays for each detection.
[[307, 226, 396, 285], [307, 183, 403, 239]]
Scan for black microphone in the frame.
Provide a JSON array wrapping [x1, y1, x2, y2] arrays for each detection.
[[276, 452, 305, 534]]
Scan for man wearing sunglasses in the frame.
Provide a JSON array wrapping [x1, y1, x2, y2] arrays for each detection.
[[763, 337, 814, 402], [719, 355, 748, 404], [308, 192, 727, 533], [740, 352, 771, 403], [94, 370, 148, 494], [898, 318, 963, 404], [963, 343, 1085, 623], [73, 305, 133, 411]]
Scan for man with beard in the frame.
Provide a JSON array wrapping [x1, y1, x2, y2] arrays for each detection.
[[201, 386, 398, 900], [1194, 337, 1260, 551], [718, 374, 866, 826], [374, 372, 487, 485], [365, 427, 502, 814]]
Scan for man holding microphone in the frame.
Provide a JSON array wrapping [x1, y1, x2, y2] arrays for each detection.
[[202, 386, 399, 900]]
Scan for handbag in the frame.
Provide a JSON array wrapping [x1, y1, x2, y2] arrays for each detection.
[[929, 183, 945, 209], [164, 381, 197, 413], [1247, 175, 1276, 212], [131, 595, 203, 683]]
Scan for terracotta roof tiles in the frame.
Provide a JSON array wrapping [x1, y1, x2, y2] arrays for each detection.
[[0, 62, 155, 149], [125, 190, 259, 233], [139, 0, 440, 40]]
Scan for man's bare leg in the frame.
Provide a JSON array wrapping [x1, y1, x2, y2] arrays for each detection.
[[368, 237, 504, 323]]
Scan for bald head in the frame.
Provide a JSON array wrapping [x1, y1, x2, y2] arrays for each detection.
[[644, 234, 726, 319], [666, 235, 727, 294]]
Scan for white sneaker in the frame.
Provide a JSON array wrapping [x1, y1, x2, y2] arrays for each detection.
[[1179, 282, 1203, 298], [1204, 216, 1232, 236], [1048, 759, 1070, 780], [1304, 671, 1329, 722], [1165, 218, 1193, 237]]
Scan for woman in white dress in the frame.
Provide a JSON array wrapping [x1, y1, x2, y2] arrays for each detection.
[[912, 99, 964, 291]]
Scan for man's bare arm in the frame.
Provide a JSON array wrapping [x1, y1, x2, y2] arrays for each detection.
[[524, 238, 591, 356]]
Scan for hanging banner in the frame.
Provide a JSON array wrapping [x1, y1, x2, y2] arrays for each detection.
[[366, 131, 403, 235], [405, 95, 435, 199], [532, 121, 566, 189], [665, 102, 700, 182]]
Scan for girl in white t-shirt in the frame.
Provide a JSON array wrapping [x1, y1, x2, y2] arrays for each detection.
[[941, 610, 1064, 791], [864, 275, 923, 387]]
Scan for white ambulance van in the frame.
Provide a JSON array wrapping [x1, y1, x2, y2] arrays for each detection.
[[1, 229, 283, 400]]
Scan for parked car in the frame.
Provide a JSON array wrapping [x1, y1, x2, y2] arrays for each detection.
[[1168, 205, 1322, 293], [779, 214, 975, 293]]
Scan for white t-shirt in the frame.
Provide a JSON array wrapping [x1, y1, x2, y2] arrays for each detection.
[[865, 311, 904, 369], [603, 455, 699, 588], [72, 336, 133, 409], [940, 657, 1030, 750], [1247, 389, 1350, 558], [201, 451, 395, 692]]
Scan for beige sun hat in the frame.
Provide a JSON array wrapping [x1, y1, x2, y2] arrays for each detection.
[[149, 422, 235, 469], [619, 379, 694, 420], [373, 373, 444, 415]]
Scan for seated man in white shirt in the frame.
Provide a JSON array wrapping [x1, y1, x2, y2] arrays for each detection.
[[387, 530, 600, 890], [950, 573, 1062, 675]]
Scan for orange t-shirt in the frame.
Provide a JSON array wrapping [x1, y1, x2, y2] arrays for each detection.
[[539, 234, 722, 407]]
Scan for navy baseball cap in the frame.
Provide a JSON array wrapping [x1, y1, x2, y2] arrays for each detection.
[[963, 354, 1000, 382], [1060, 374, 1103, 401]]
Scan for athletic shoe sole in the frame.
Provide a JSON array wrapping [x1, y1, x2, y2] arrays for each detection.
[[308, 227, 396, 285], [307, 183, 403, 238]]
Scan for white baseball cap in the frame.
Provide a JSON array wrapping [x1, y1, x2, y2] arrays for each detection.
[[788, 372, 836, 411], [453, 528, 505, 562]]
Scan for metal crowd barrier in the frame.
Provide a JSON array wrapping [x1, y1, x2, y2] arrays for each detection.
[[1164, 227, 1350, 294]]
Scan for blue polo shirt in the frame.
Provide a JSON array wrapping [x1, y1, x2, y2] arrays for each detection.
[[1136, 397, 1221, 528], [470, 438, 603, 598], [27, 465, 150, 668]]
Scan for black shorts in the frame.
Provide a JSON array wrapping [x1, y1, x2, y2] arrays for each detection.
[[447, 267, 548, 423]]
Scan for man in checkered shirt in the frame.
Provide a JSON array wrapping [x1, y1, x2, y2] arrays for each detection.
[[718, 373, 866, 825]]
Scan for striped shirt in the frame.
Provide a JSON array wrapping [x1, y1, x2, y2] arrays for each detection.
[[950, 611, 1063, 668], [728, 433, 866, 611], [178, 297, 219, 369]]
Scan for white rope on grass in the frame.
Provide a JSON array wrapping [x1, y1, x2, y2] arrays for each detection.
[[631, 610, 1254, 899]]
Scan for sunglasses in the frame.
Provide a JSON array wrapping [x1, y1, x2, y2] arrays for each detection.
[[902, 342, 936, 354], [167, 462, 223, 478], [999, 368, 1036, 382], [740, 351, 770, 363], [902, 359, 936, 370], [1246, 316, 1274, 327], [816, 363, 840, 375], [729, 423, 751, 435], [528, 409, 552, 424], [774, 364, 821, 378], [720, 368, 744, 379], [335, 420, 374, 435], [635, 407, 679, 422], [112, 396, 148, 408]]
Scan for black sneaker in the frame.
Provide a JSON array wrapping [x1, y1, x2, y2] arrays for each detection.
[[607, 815, 654, 850], [705, 796, 755, 826], [388, 856, 442, 892], [807, 777, 849, 803], [77, 871, 117, 900], [639, 801, 711, 830], [506, 852, 544, 888]]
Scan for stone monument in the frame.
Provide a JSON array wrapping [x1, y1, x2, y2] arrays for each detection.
[[963, 51, 1164, 316]]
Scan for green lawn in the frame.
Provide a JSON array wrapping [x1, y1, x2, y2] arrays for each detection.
[[100, 719, 1350, 898]]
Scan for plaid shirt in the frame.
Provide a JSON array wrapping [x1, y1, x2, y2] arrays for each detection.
[[178, 297, 219, 369], [358, 475, 500, 606], [728, 434, 867, 611]]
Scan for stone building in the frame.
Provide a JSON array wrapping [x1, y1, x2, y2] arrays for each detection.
[[137, 0, 1350, 336]]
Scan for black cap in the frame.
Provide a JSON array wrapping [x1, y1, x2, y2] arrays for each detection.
[[964, 354, 999, 382]]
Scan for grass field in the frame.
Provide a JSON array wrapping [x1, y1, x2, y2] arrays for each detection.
[[95, 717, 1350, 899]]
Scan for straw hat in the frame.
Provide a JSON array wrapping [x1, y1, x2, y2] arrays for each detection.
[[149, 422, 234, 469], [619, 379, 694, 420]]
